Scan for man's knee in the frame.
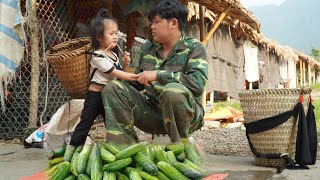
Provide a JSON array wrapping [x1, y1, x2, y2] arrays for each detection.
[[102, 80, 126, 97], [161, 83, 191, 103]]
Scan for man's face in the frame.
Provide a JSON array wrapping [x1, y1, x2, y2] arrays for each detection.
[[150, 15, 172, 43]]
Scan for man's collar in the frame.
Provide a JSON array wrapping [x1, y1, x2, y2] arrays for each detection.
[[153, 32, 187, 51], [175, 32, 187, 51]]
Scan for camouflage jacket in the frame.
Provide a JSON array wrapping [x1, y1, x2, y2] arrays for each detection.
[[131, 33, 208, 104]]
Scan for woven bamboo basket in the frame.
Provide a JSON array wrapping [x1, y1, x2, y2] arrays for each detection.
[[46, 37, 92, 99], [239, 88, 312, 167]]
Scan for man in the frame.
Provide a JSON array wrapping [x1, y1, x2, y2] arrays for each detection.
[[102, 0, 208, 145]]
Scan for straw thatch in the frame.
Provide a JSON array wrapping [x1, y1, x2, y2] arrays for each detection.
[[249, 29, 320, 68], [182, 0, 260, 31], [296, 50, 320, 67], [187, 2, 216, 22]]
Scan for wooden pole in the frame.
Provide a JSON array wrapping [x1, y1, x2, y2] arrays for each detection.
[[201, 5, 231, 109], [199, 5, 204, 41], [199, 5, 206, 109], [199, 5, 213, 109], [28, 0, 40, 129], [202, 5, 232, 46], [296, 63, 299, 88], [300, 61, 303, 87], [314, 67, 316, 84], [316, 69, 319, 83], [308, 63, 311, 86], [303, 61, 306, 86]]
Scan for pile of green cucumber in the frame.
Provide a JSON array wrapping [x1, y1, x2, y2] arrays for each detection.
[[46, 140, 204, 180]]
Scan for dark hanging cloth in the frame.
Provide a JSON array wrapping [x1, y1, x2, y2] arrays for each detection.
[[245, 102, 318, 169], [306, 102, 318, 165]]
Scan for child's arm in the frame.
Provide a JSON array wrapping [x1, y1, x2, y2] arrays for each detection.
[[110, 69, 139, 81]]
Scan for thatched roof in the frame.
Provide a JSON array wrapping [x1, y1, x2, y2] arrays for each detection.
[[182, 0, 260, 31], [249, 30, 320, 68], [296, 51, 320, 67], [187, 2, 216, 22]]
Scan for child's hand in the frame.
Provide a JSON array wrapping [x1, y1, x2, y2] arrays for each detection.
[[128, 73, 139, 81], [123, 51, 131, 66]]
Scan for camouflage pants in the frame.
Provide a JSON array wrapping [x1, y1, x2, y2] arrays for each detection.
[[101, 80, 204, 144]]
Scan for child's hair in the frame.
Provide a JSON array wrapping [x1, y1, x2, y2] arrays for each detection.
[[90, 9, 117, 50], [148, 0, 188, 31]]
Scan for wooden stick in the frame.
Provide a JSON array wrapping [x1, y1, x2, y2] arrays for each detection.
[[308, 63, 311, 86], [28, 0, 40, 129], [116, 44, 124, 55], [300, 60, 303, 87], [202, 5, 232, 46], [199, 5, 204, 41]]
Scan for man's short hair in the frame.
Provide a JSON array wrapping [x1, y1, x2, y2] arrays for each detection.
[[148, 0, 188, 31]]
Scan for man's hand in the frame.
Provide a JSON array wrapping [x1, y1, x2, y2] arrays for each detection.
[[123, 51, 131, 67], [137, 70, 157, 86]]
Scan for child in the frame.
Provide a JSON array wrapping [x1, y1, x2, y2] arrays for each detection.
[[101, 0, 208, 145], [63, 9, 138, 161]]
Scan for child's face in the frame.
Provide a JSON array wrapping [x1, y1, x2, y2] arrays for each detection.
[[150, 15, 172, 43], [100, 19, 119, 50]]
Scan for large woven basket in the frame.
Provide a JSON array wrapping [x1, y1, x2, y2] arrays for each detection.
[[239, 88, 312, 167], [46, 37, 92, 99]]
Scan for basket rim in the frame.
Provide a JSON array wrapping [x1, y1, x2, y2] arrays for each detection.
[[46, 47, 90, 61], [239, 87, 312, 96], [46, 37, 92, 57], [52, 37, 91, 49]]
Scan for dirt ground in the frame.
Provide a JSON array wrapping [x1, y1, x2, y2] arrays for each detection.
[[1, 144, 319, 180]]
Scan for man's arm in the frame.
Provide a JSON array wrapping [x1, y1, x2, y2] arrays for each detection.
[[126, 48, 146, 91], [156, 41, 208, 97]]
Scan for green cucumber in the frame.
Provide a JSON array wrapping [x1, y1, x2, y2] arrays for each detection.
[[48, 156, 64, 166], [184, 141, 201, 165], [91, 143, 103, 180], [115, 171, 130, 180], [166, 151, 177, 164], [123, 167, 137, 175], [77, 174, 91, 180], [48, 145, 66, 159], [127, 169, 142, 180], [49, 161, 70, 180], [103, 171, 116, 180], [103, 142, 120, 155], [46, 163, 60, 177], [154, 145, 169, 163], [76, 144, 93, 174], [64, 174, 76, 180], [70, 152, 79, 176], [141, 145, 155, 162], [115, 142, 149, 160], [172, 162, 202, 179], [135, 169, 159, 180], [100, 145, 116, 162], [176, 151, 186, 162], [86, 149, 93, 176], [103, 158, 132, 172], [156, 171, 171, 180], [183, 159, 201, 172], [134, 152, 158, 175], [70, 145, 83, 176], [165, 143, 184, 155], [63, 144, 76, 162], [157, 161, 189, 180]]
